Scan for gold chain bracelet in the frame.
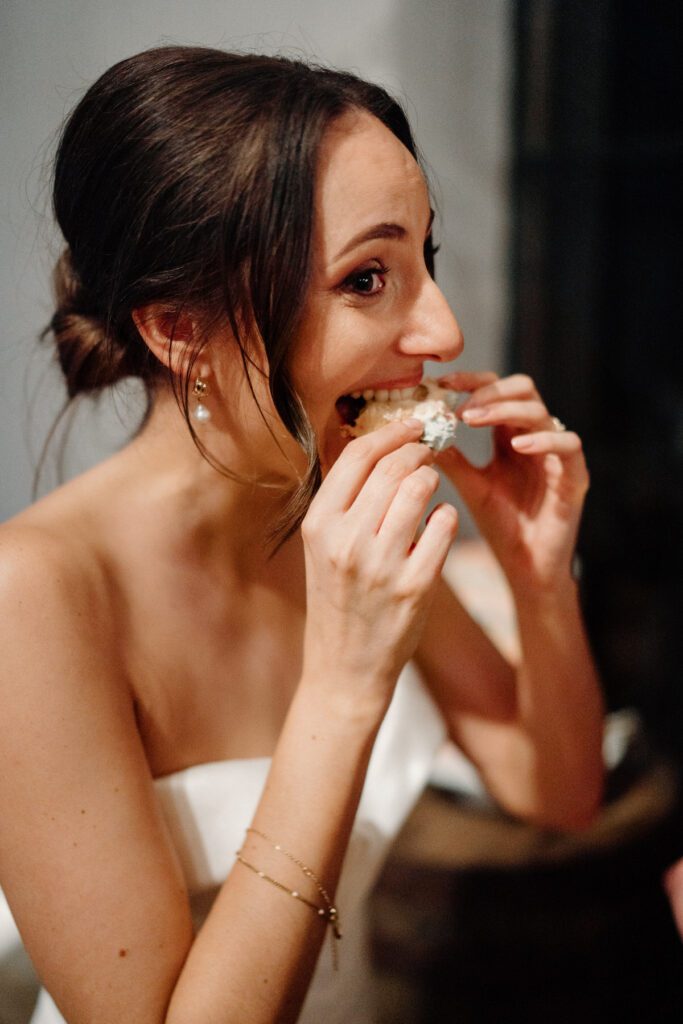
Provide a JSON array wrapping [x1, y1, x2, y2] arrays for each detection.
[[235, 827, 342, 970]]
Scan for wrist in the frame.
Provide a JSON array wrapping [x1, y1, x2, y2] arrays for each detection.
[[512, 577, 596, 669], [295, 667, 390, 735], [509, 571, 580, 613]]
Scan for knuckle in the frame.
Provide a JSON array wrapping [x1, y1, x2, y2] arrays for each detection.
[[393, 574, 423, 602], [329, 536, 360, 574], [436, 503, 458, 526], [377, 452, 409, 483], [515, 373, 534, 392], [402, 466, 439, 500], [376, 445, 430, 482], [367, 562, 391, 590], [562, 432, 584, 455], [428, 505, 458, 540], [422, 465, 441, 486], [402, 478, 432, 503], [344, 438, 372, 465], [301, 511, 321, 540]]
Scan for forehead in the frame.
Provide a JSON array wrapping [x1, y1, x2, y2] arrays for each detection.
[[314, 110, 429, 257]]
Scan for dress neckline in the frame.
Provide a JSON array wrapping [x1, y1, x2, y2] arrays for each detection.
[[153, 754, 271, 785]]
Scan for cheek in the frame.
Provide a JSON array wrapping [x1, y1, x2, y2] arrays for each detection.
[[291, 302, 396, 429], [289, 385, 347, 471], [296, 301, 383, 378]]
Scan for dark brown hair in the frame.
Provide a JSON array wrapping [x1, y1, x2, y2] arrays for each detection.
[[46, 45, 433, 543]]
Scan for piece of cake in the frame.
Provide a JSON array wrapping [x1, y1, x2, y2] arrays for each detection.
[[337, 379, 459, 452]]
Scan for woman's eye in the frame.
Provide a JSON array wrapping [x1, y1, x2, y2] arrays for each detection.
[[424, 235, 440, 280], [342, 265, 389, 296]]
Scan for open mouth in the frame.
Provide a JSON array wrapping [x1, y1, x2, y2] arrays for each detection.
[[334, 380, 460, 452], [335, 383, 429, 427]]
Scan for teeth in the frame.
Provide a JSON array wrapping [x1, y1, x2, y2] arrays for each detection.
[[347, 384, 422, 403]]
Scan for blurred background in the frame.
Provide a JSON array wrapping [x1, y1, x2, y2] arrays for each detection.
[[1, 0, 681, 1021]]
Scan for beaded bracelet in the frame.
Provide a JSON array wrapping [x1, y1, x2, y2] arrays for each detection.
[[235, 827, 342, 970]]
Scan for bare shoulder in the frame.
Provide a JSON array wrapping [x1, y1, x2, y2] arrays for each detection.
[[0, 510, 103, 593], [0, 512, 133, 790], [0, 514, 132, 800], [0, 512, 118, 673]]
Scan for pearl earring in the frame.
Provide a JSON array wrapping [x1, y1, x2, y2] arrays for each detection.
[[191, 377, 211, 423]]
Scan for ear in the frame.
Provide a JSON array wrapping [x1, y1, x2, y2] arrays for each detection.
[[132, 304, 201, 377]]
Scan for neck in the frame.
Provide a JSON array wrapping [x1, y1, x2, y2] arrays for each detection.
[[121, 390, 305, 577]]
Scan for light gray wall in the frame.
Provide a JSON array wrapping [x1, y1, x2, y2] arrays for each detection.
[[0, 0, 511, 523]]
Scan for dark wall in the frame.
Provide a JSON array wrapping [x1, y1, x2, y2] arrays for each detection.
[[509, 1, 683, 751]]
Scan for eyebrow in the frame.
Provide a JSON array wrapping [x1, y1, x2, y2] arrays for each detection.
[[332, 208, 435, 263]]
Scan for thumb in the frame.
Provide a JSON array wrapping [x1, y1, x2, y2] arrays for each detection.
[[435, 445, 489, 505]]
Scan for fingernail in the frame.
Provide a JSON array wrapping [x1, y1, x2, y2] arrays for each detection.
[[462, 407, 486, 422], [403, 417, 423, 429], [511, 435, 534, 450]]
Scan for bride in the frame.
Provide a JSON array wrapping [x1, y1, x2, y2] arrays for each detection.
[[0, 46, 604, 1023]]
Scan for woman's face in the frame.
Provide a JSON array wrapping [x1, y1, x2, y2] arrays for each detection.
[[291, 109, 464, 471]]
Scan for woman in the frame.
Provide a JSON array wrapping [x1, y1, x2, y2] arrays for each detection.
[[0, 46, 604, 1023]]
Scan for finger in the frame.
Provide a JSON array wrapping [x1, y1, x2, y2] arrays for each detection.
[[510, 430, 584, 457], [350, 444, 437, 532], [375, 464, 440, 552], [435, 445, 490, 504], [434, 444, 477, 478], [405, 503, 459, 585], [312, 419, 424, 514], [458, 373, 539, 412], [460, 399, 548, 430], [436, 370, 499, 393], [510, 431, 590, 492]]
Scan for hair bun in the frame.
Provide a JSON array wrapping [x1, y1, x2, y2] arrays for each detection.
[[48, 249, 138, 398]]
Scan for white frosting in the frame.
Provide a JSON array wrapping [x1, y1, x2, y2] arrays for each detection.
[[347, 379, 459, 451]]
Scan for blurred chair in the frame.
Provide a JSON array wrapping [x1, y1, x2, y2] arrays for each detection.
[[371, 540, 683, 1023]]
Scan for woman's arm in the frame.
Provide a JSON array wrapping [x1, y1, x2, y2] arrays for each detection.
[[0, 420, 457, 1024], [0, 560, 377, 1024], [413, 370, 605, 832], [415, 575, 604, 831]]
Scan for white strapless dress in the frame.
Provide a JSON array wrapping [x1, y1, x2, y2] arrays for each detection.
[[26, 665, 446, 1023]]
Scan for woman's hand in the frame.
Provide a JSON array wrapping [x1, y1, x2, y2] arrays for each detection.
[[301, 419, 458, 711], [436, 371, 589, 594]]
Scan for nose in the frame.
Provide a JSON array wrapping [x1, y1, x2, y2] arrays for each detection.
[[398, 275, 464, 363]]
